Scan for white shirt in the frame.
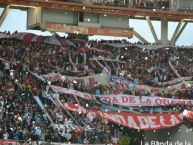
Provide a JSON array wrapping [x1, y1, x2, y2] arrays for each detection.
[[4, 63, 9, 70], [35, 127, 41, 136], [3, 132, 9, 139]]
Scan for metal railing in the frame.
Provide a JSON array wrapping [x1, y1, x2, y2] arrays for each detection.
[[0, 139, 106, 145]]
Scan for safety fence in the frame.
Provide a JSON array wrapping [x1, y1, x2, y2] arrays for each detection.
[[0, 139, 106, 145]]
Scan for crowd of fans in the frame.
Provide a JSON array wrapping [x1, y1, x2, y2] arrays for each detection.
[[62, 0, 170, 9], [91, 40, 193, 87], [135, 0, 170, 9], [0, 39, 112, 144], [0, 31, 192, 144]]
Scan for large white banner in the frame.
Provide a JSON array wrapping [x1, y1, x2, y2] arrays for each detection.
[[135, 81, 192, 95], [50, 85, 94, 100], [99, 94, 193, 107], [50, 85, 193, 107], [42, 72, 109, 85], [157, 76, 192, 86]]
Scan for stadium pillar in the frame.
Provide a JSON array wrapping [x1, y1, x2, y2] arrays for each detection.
[[154, 0, 159, 8], [160, 19, 169, 44], [145, 18, 188, 45], [0, 5, 10, 27], [128, 0, 133, 6]]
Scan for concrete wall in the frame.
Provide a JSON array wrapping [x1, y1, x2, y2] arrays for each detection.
[[172, 0, 193, 9], [28, 8, 130, 30], [42, 8, 78, 25], [100, 14, 129, 29], [179, 0, 193, 8], [83, 13, 100, 23], [78, 22, 101, 27], [77, 13, 101, 27], [27, 7, 41, 27]]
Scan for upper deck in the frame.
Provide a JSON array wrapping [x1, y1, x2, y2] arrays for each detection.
[[0, 0, 193, 20]]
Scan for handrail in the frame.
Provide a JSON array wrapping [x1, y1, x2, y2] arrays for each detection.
[[0, 139, 105, 145]]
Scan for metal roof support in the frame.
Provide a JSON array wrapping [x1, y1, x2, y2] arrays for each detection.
[[0, 5, 10, 27], [170, 20, 184, 44], [173, 22, 188, 44], [133, 29, 149, 44], [146, 17, 159, 43]]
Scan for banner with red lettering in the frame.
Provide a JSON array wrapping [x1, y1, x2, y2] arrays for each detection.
[[99, 94, 193, 107], [60, 101, 184, 130], [50, 85, 193, 107], [96, 111, 183, 130]]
